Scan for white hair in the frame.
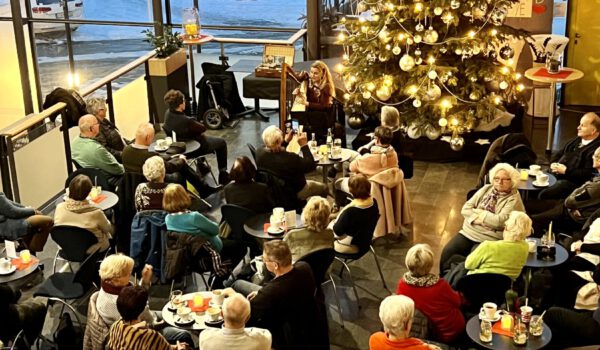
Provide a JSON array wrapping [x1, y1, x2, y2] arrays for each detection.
[[405, 243, 434, 277], [379, 295, 414, 337], [262, 125, 283, 149], [142, 156, 165, 182], [99, 254, 133, 281], [381, 106, 400, 131], [86, 97, 106, 116], [503, 211, 532, 241], [584, 218, 600, 243], [135, 122, 154, 140], [488, 162, 520, 190]]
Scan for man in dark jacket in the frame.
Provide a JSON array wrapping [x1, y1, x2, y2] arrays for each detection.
[[540, 112, 600, 199], [163, 90, 229, 185]]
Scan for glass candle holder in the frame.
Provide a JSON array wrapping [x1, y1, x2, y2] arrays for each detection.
[[192, 294, 204, 308], [182, 7, 200, 40]]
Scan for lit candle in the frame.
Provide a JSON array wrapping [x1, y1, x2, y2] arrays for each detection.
[[501, 314, 513, 330], [548, 221, 553, 241], [193, 294, 204, 308], [520, 169, 528, 181], [20, 249, 31, 264]]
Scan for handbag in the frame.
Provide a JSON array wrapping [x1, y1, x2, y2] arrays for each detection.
[[166, 142, 186, 155]]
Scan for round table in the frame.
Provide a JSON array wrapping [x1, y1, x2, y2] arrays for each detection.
[[55, 190, 119, 211], [161, 291, 218, 331], [0, 257, 40, 285], [516, 169, 557, 200], [243, 212, 303, 240], [525, 237, 569, 268], [466, 315, 551, 350], [524, 67, 584, 152], [149, 139, 201, 156], [314, 148, 354, 188]]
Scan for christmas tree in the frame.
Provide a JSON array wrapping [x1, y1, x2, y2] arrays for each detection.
[[338, 0, 529, 142]]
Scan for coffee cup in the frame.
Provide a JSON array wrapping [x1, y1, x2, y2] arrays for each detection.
[[165, 137, 173, 146], [273, 207, 284, 220], [529, 165, 541, 175], [0, 258, 11, 271], [482, 302, 497, 320], [177, 307, 192, 322], [207, 307, 221, 321], [270, 215, 281, 230], [212, 289, 225, 305], [526, 238, 537, 253], [536, 173, 549, 185], [520, 306, 533, 323]]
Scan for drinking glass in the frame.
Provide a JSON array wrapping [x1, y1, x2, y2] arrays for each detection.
[[479, 320, 492, 343], [332, 138, 342, 158], [170, 290, 183, 310], [513, 317, 528, 345], [529, 315, 544, 337]]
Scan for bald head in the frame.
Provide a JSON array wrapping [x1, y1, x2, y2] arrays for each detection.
[[578, 112, 600, 141], [135, 123, 155, 146], [222, 293, 250, 329], [78, 114, 99, 137]]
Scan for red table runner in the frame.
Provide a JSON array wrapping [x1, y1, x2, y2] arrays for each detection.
[[532, 67, 573, 79]]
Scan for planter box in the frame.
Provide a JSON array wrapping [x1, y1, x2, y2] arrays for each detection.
[[148, 49, 187, 77], [148, 49, 189, 122]]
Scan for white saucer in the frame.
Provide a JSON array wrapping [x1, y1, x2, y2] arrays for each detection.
[[532, 180, 550, 188], [267, 227, 284, 235], [155, 145, 169, 152], [313, 156, 322, 162], [0, 265, 16, 276], [174, 316, 195, 326], [478, 310, 502, 322]]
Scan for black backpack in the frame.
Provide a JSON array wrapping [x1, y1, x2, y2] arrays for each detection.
[[43, 87, 87, 129], [53, 312, 83, 350]]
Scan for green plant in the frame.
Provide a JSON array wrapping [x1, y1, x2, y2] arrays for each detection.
[[142, 25, 183, 58]]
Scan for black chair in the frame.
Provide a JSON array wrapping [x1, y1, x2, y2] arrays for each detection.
[[247, 143, 257, 163], [64, 168, 112, 192], [255, 169, 305, 212], [298, 248, 345, 327], [114, 172, 145, 254], [455, 273, 512, 315], [50, 225, 100, 273], [220, 204, 260, 256]]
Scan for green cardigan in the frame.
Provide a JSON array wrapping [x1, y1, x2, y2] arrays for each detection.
[[465, 240, 529, 280], [71, 136, 124, 176]]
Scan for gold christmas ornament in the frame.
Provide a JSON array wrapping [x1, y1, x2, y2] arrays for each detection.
[[399, 54, 416, 71], [499, 81, 509, 90], [438, 117, 448, 127], [450, 0, 460, 9], [392, 46, 402, 55], [413, 99, 422, 107], [376, 86, 392, 101], [424, 27, 439, 43], [423, 84, 442, 101], [434, 7, 443, 15], [428, 70, 438, 80]]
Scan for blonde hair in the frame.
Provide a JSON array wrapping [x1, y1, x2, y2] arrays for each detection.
[[381, 106, 400, 131], [301, 197, 331, 232], [311, 60, 336, 99], [162, 184, 191, 213], [142, 156, 165, 182], [262, 125, 283, 149], [503, 211, 532, 241], [99, 254, 133, 282], [489, 163, 520, 191], [86, 97, 106, 116], [379, 295, 414, 337], [405, 244, 434, 277]]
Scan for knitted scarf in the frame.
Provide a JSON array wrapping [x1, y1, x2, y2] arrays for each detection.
[[478, 188, 510, 213], [403, 272, 439, 287]]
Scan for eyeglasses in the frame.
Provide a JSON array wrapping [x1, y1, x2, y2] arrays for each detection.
[[493, 177, 511, 183]]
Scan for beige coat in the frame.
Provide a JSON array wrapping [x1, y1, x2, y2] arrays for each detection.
[[83, 292, 109, 350], [53, 199, 112, 254], [369, 168, 413, 240]]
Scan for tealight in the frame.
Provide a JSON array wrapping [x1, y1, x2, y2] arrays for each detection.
[[501, 314, 513, 330], [20, 249, 31, 264], [192, 294, 204, 308]]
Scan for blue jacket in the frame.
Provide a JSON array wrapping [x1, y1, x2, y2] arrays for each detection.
[[130, 210, 167, 282]]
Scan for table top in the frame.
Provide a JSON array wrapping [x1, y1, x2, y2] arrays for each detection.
[[525, 237, 569, 268], [55, 190, 119, 211], [466, 315, 551, 350], [525, 67, 584, 84], [182, 34, 214, 46], [517, 169, 557, 191], [315, 148, 353, 166], [0, 257, 40, 284], [244, 212, 304, 240], [149, 139, 201, 156], [161, 291, 220, 331]]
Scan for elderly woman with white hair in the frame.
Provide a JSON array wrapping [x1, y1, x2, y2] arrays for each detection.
[[255, 125, 328, 200], [396, 244, 464, 344], [86, 97, 127, 162], [369, 295, 441, 350], [134, 156, 168, 211], [440, 163, 524, 273], [464, 211, 532, 280]]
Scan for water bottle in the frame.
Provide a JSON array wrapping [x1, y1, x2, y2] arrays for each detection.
[[309, 133, 318, 156], [326, 128, 333, 153]]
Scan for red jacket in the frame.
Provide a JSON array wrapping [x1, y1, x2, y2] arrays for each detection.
[[369, 332, 431, 350], [396, 278, 465, 343]]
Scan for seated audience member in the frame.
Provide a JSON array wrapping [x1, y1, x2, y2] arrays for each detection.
[[163, 184, 246, 269], [163, 89, 230, 184], [231, 240, 327, 350], [71, 114, 124, 187], [283, 196, 334, 262], [224, 156, 274, 213], [369, 295, 441, 350], [331, 174, 379, 254], [123, 123, 220, 198], [0, 285, 47, 347], [199, 293, 272, 350], [540, 112, 600, 199], [464, 211, 532, 280], [94, 254, 193, 345], [134, 156, 169, 212], [0, 192, 53, 253], [256, 125, 327, 200], [107, 286, 188, 350], [396, 244, 464, 343], [529, 146, 600, 235], [86, 97, 126, 162], [440, 163, 524, 273], [54, 174, 112, 254], [570, 217, 600, 272], [544, 264, 600, 349]]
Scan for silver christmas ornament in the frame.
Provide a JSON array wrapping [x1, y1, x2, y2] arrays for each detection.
[[450, 0, 460, 9], [412, 99, 422, 108], [424, 27, 439, 43], [399, 54, 416, 71], [415, 57, 423, 65], [450, 135, 465, 151], [392, 46, 402, 55], [407, 123, 422, 138], [425, 125, 441, 140], [499, 45, 515, 60], [428, 70, 438, 80], [416, 23, 425, 32], [376, 86, 392, 101], [491, 7, 507, 26]]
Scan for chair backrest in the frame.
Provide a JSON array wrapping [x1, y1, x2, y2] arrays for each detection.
[[50, 226, 99, 262], [73, 249, 101, 291], [221, 204, 256, 241], [65, 168, 111, 191], [255, 169, 304, 211], [297, 248, 335, 285], [456, 273, 512, 310], [247, 143, 257, 163]]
